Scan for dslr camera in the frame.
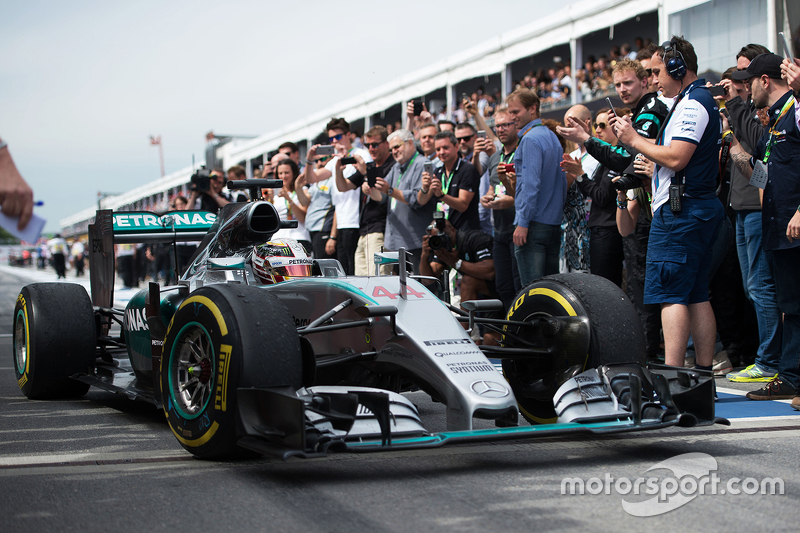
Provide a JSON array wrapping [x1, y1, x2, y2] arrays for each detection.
[[427, 211, 452, 251], [191, 166, 213, 192], [613, 152, 647, 192]]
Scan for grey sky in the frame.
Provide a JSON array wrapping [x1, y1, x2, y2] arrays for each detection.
[[1, 0, 580, 232]]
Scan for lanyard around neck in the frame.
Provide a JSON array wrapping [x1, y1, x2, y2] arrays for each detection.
[[519, 121, 543, 138], [396, 152, 418, 187], [441, 158, 460, 195], [763, 95, 796, 163]]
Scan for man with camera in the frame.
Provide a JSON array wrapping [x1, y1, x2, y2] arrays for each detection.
[[726, 53, 800, 400], [332, 125, 395, 276], [381, 129, 434, 275], [188, 168, 231, 213], [418, 131, 481, 231], [610, 36, 725, 371], [420, 215, 498, 339]]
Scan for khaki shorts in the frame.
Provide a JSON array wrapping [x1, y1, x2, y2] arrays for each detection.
[[354, 232, 391, 276]]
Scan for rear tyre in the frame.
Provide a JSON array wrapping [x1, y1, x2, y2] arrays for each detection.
[[13, 283, 96, 399], [502, 273, 645, 424], [161, 284, 302, 458]]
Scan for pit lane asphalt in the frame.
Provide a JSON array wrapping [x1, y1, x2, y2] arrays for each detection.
[[0, 265, 797, 532]]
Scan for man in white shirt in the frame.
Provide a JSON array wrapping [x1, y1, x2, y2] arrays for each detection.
[[323, 118, 372, 275]]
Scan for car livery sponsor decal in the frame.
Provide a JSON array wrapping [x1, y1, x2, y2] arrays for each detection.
[[214, 344, 232, 412], [446, 361, 496, 374], [125, 307, 149, 331], [434, 349, 483, 357], [424, 338, 472, 346], [113, 211, 216, 234], [381, 347, 414, 359], [372, 285, 426, 299]]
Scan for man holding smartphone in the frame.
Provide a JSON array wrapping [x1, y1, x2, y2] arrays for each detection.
[[381, 129, 434, 274], [611, 37, 724, 372], [333, 125, 395, 276], [479, 107, 520, 310], [321, 117, 372, 275], [418, 131, 481, 231]]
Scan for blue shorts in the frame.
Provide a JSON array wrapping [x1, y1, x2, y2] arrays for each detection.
[[644, 198, 724, 305]]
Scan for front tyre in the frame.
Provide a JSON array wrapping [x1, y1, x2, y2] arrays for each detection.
[[502, 273, 645, 424], [13, 283, 95, 399], [161, 284, 302, 458]]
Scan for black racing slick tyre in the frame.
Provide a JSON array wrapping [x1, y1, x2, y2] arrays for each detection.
[[501, 273, 646, 424], [160, 284, 302, 459], [13, 283, 96, 399]]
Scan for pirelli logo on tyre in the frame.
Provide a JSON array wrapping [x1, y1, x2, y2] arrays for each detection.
[[214, 344, 232, 412]]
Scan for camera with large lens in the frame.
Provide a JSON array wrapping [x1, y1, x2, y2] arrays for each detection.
[[428, 211, 452, 251], [612, 172, 641, 192], [613, 151, 647, 192], [191, 166, 213, 192], [429, 233, 453, 251]]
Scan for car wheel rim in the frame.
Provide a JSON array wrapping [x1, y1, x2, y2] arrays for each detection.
[[168, 322, 214, 419], [14, 310, 27, 376]]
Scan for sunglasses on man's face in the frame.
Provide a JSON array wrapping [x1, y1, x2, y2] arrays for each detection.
[[328, 133, 344, 143], [364, 142, 384, 149], [456, 135, 474, 142], [594, 122, 607, 130], [645, 69, 652, 76]]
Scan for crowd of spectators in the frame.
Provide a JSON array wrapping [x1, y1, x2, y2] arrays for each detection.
[[510, 38, 654, 109]]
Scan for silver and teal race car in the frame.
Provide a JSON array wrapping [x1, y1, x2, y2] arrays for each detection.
[[12, 179, 727, 459]]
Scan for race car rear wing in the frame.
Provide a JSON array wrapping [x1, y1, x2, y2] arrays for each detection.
[[88, 209, 216, 312]]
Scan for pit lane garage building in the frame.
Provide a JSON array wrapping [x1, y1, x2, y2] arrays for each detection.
[[60, 0, 794, 237]]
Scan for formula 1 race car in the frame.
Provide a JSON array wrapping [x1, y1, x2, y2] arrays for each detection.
[[12, 179, 727, 459]]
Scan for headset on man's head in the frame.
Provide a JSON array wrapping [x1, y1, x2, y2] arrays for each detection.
[[662, 38, 687, 80]]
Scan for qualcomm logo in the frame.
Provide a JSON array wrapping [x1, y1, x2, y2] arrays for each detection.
[[470, 380, 509, 398]]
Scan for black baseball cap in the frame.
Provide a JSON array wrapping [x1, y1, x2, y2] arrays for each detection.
[[732, 53, 783, 81]]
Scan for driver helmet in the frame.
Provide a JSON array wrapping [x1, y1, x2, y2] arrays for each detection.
[[252, 238, 313, 284]]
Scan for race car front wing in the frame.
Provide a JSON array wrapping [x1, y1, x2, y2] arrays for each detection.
[[234, 363, 729, 460]]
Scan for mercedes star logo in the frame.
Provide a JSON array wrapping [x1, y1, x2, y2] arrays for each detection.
[[471, 380, 509, 398]]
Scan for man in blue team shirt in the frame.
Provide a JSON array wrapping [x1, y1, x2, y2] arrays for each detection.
[[611, 36, 725, 372], [507, 88, 567, 285]]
